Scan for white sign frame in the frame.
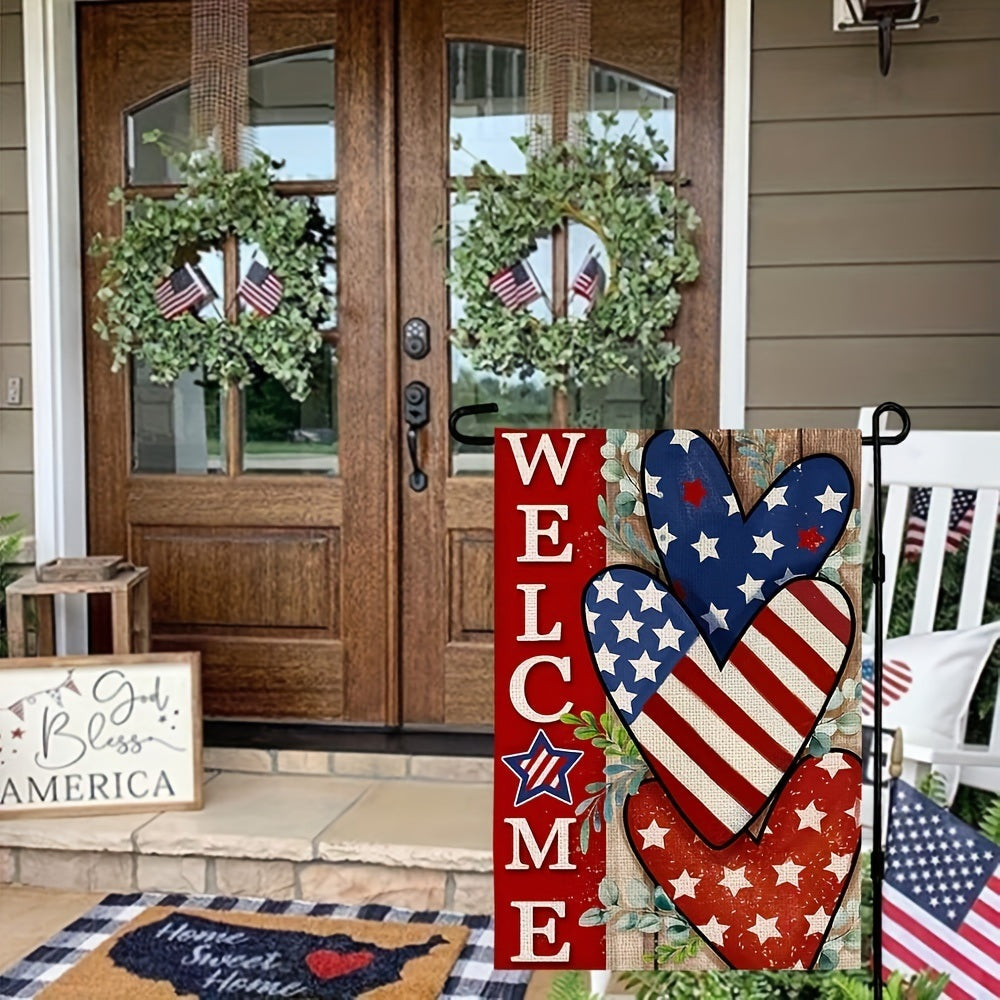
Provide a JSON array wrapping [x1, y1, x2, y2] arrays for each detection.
[[0, 653, 202, 818]]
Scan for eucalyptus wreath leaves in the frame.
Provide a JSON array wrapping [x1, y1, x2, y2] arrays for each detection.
[[89, 137, 335, 401], [448, 112, 700, 394]]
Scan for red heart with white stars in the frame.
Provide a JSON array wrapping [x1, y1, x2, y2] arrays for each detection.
[[625, 753, 862, 970], [305, 948, 374, 979]]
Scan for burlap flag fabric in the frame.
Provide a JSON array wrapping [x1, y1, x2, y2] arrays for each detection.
[[493, 428, 863, 972]]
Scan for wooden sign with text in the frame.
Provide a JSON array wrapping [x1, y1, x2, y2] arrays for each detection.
[[0, 653, 202, 818]]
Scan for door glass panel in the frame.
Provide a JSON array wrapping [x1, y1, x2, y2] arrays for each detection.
[[133, 364, 226, 474], [128, 87, 190, 185], [248, 49, 336, 181], [242, 343, 339, 475], [449, 42, 526, 175], [131, 246, 226, 474], [240, 193, 337, 474], [589, 66, 676, 171], [448, 48, 677, 475], [127, 48, 335, 185]]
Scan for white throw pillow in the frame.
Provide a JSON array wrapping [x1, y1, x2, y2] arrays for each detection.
[[860, 622, 1000, 749]]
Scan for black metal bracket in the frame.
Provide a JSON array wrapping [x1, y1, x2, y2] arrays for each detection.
[[837, 0, 939, 76], [449, 402, 499, 447]]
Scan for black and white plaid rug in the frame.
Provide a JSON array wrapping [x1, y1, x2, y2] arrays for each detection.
[[0, 891, 530, 999]]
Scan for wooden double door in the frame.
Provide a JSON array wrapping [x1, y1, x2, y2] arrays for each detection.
[[79, 0, 721, 729]]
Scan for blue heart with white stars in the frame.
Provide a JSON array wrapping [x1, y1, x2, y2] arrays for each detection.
[[641, 430, 853, 660]]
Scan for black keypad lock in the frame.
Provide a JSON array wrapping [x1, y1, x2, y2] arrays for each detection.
[[403, 317, 430, 360]]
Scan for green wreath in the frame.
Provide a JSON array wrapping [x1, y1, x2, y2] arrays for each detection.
[[449, 113, 700, 394], [89, 139, 335, 401]]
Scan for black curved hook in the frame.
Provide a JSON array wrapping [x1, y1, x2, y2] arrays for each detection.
[[449, 403, 499, 448], [862, 401, 911, 447]]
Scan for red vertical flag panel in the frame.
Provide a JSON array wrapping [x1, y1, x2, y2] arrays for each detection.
[[494, 429, 608, 970]]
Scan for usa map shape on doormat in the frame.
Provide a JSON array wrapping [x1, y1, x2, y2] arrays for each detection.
[[494, 429, 863, 972]]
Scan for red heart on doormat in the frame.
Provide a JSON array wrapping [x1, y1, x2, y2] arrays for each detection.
[[305, 948, 374, 979], [624, 753, 862, 970]]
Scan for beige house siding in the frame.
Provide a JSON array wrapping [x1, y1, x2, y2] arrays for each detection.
[[746, 0, 1000, 432], [0, 0, 32, 532]]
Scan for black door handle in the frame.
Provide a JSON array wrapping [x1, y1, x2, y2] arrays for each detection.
[[404, 381, 429, 492]]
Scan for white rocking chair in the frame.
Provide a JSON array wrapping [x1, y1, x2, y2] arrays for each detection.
[[860, 407, 1000, 844]]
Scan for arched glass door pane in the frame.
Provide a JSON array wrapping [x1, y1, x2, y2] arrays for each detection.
[[127, 48, 336, 185], [447, 44, 677, 474]]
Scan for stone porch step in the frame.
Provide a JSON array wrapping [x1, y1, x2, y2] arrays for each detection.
[[0, 768, 494, 914]]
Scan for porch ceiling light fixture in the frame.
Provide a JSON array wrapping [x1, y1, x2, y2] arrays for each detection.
[[833, 0, 938, 76]]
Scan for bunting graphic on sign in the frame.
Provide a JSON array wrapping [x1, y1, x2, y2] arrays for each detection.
[[494, 428, 863, 972]]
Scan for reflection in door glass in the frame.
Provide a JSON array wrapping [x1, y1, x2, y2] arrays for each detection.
[[589, 66, 675, 171], [133, 363, 226, 474], [127, 48, 335, 185], [242, 343, 339, 476], [449, 42, 526, 175], [248, 49, 336, 181]]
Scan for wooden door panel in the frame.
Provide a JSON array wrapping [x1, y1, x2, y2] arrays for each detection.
[[450, 530, 494, 640], [132, 527, 339, 629], [155, 635, 344, 718], [398, 0, 723, 727]]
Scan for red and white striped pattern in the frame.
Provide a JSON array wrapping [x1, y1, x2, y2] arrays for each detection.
[[862, 658, 913, 715], [632, 579, 853, 848], [883, 876, 1000, 1000], [523, 745, 565, 792], [904, 488, 977, 562]]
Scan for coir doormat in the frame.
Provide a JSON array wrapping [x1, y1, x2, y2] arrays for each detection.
[[0, 893, 530, 1000]]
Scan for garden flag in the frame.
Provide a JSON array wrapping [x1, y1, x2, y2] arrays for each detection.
[[883, 779, 1000, 997], [488, 260, 543, 309], [154, 264, 213, 319], [494, 428, 863, 972]]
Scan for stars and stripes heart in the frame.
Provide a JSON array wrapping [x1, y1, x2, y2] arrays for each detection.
[[584, 568, 854, 848], [625, 753, 862, 970], [861, 656, 913, 714]]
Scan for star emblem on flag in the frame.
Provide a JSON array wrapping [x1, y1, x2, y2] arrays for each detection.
[[501, 729, 584, 808]]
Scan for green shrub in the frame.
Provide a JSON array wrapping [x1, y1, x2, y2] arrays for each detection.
[[0, 514, 23, 657]]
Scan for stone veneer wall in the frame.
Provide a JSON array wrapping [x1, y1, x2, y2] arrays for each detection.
[[203, 748, 493, 783], [0, 847, 493, 914]]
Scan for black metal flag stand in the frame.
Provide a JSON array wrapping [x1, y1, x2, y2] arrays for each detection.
[[452, 401, 913, 993], [863, 401, 911, 998]]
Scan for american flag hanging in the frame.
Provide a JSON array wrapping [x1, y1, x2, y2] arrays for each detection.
[[488, 260, 543, 309], [570, 251, 606, 308], [904, 488, 977, 562], [238, 260, 284, 316], [154, 264, 212, 320], [883, 779, 1000, 998], [861, 655, 913, 714]]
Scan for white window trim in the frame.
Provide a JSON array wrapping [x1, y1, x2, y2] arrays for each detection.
[[23, 0, 750, 652]]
